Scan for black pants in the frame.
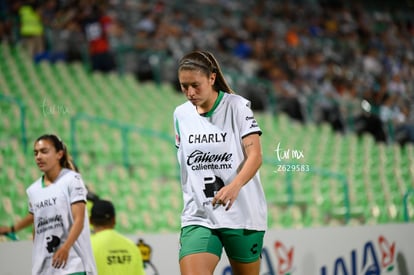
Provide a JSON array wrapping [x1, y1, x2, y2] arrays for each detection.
[[90, 52, 116, 73]]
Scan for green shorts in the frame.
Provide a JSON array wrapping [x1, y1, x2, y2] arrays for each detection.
[[179, 225, 265, 263]]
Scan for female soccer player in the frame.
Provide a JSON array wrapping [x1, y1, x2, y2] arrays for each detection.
[[0, 134, 97, 275], [174, 51, 267, 275]]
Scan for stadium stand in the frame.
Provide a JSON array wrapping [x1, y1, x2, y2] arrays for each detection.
[[1, 43, 414, 241]]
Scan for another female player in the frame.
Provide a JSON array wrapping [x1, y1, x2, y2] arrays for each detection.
[[0, 134, 97, 275], [174, 51, 267, 275]]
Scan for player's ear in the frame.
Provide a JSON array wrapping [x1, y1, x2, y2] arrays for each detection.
[[209, 72, 216, 86]]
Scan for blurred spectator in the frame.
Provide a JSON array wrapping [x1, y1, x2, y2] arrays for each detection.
[[233, 31, 252, 60], [80, 3, 116, 72], [380, 95, 414, 145], [270, 66, 305, 122], [133, 10, 158, 81], [285, 25, 300, 48], [394, 104, 414, 146], [134, 10, 156, 34], [18, 0, 44, 59], [387, 72, 407, 96], [0, 0, 15, 43], [315, 76, 345, 132]]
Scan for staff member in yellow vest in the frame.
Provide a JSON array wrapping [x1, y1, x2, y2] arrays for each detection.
[[18, 1, 44, 58], [90, 199, 146, 275]]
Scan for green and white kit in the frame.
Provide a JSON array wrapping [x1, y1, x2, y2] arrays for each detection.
[[174, 91, 267, 231], [27, 168, 97, 275]]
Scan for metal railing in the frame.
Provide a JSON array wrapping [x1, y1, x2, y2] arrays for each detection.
[[403, 188, 414, 222], [70, 113, 173, 168], [0, 94, 27, 152], [265, 157, 351, 224]]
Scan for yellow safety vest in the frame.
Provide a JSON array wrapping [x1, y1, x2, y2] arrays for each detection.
[[19, 5, 43, 36]]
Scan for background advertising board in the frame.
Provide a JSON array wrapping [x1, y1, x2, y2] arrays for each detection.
[[1, 223, 413, 275]]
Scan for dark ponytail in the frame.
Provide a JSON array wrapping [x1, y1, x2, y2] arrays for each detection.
[[35, 134, 78, 172]]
